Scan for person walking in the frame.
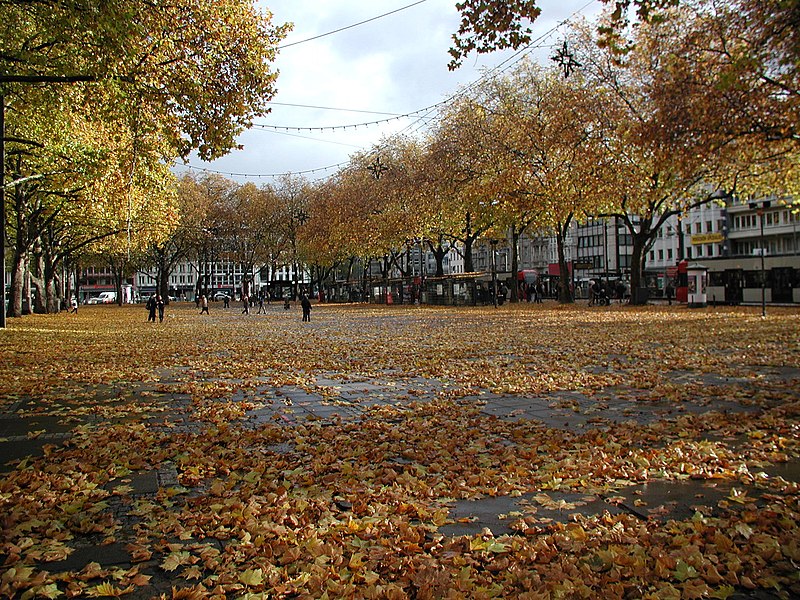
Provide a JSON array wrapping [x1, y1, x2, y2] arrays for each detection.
[[301, 293, 312, 322], [666, 282, 674, 306], [146, 294, 157, 322], [257, 295, 266, 314], [199, 294, 209, 314], [241, 295, 250, 315], [70, 296, 79, 314], [157, 295, 166, 322]]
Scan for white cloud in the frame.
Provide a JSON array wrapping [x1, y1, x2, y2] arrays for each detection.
[[183, 0, 602, 184]]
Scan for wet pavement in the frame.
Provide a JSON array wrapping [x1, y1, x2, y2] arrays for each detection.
[[1, 359, 798, 599]]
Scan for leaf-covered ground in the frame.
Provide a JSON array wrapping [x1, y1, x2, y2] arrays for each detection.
[[0, 302, 798, 599]]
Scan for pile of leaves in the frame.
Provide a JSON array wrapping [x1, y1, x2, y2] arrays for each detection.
[[0, 303, 798, 599]]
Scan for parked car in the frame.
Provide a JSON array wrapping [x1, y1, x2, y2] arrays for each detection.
[[213, 292, 230, 301], [87, 291, 117, 304]]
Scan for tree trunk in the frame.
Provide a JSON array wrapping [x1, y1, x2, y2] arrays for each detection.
[[629, 235, 646, 303], [8, 249, 26, 318], [510, 226, 520, 303], [628, 225, 653, 305], [464, 236, 475, 273], [22, 267, 32, 315], [45, 257, 60, 313], [30, 245, 48, 314], [556, 215, 574, 304], [432, 244, 447, 277]]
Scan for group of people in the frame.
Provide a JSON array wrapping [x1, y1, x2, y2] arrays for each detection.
[[519, 280, 546, 303], [191, 291, 313, 321], [588, 279, 630, 306], [146, 294, 166, 322]]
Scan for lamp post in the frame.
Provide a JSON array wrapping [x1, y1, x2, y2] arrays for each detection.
[[490, 239, 499, 308], [749, 199, 771, 318], [0, 95, 6, 328], [411, 237, 426, 305]]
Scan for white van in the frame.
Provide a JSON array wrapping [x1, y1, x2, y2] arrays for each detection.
[[87, 291, 117, 304]]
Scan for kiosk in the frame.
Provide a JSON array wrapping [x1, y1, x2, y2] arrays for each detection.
[[687, 263, 709, 308]]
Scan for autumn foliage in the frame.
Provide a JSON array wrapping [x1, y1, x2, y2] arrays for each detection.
[[0, 303, 798, 598]]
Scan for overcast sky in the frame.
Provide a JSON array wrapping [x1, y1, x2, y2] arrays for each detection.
[[178, 0, 603, 185]]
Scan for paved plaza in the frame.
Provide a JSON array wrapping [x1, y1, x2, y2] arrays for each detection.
[[0, 302, 798, 598]]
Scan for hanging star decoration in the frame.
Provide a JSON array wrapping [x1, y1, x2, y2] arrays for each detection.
[[551, 40, 581, 78], [292, 208, 309, 225], [367, 156, 389, 180]]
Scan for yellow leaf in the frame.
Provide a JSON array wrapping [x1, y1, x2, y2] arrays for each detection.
[[34, 584, 62, 599], [239, 568, 264, 587], [734, 523, 753, 539], [161, 551, 192, 572], [86, 582, 130, 597]]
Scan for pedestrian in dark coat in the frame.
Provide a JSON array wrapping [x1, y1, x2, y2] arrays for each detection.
[[147, 294, 157, 322], [301, 294, 312, 322], [157, 295, 166, 322]]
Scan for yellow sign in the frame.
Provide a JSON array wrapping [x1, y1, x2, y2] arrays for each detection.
[[691, 233, 724, 245]]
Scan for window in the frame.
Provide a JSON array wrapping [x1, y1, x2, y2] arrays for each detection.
[[744, 270, 771, 287], [705, 220, 712, 233], [695, 222, 702, 234], [687, 247, 693, 259], [667, 249, 673, 261], [658, 249, 664, 261], [706, 244, 714, 257]]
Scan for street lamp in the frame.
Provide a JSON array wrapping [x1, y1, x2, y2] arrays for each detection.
[[749, 199, 771, 318], [490, 239, 499, 308]]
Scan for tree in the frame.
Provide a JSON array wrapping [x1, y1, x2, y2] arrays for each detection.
[[483, 61, 613, 303], [427, 99, 504, 274], [1, 0, 290, 318], [448, 0, 542, 70], [638, 0, 799, 197], [4, 85, 177, 315], [448, 0, 681, 69], [180, 174, 237, 300], [0, 0, 290, 160], [137, 173, 214, 304], [573, 21, 726, 300]]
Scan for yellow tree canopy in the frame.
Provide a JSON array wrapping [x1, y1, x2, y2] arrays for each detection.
[[1, 0, 291, 160]]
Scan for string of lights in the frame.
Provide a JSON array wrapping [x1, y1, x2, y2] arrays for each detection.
[[251, 103, 442, 132], [176, 160, 349, 179], [185, 0, 599, 181], [396, 0, 598, 139]]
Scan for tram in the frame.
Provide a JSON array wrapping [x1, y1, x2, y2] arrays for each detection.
[[673, 255, 799, 305]]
